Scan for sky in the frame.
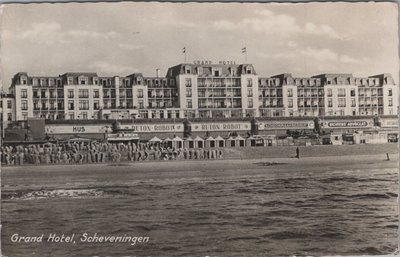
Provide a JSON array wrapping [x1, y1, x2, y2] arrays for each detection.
[[0, 2, 398, 90]]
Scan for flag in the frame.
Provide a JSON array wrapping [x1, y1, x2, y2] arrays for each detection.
[[242, 47, 247, 53], [183, 47, 186, 53]]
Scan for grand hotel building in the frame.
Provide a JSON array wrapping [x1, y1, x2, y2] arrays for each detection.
[[4, 62, 398, 124]]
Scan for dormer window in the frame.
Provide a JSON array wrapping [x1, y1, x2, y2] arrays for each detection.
[[68, 77, 73, 85], [246, 66, 252, 74], [212, 67, 222, 77], [229, 67, 235, 76], [185, 66, 191, 74], [197, 67, 203, 75]]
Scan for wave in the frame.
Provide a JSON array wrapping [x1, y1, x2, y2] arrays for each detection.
[[7, 188, 103, 200]]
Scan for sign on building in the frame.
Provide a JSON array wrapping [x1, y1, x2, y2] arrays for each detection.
[[259, 121, 314, 130], [322, 120, 372, 128], [191, 122, 250, 132], [45, 123, 184, 134]]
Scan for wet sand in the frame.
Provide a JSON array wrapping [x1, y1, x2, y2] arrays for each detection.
[[2, 153, 398, 191]]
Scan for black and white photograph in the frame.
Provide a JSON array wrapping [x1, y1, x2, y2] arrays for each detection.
[[0, 1, 399, 256]]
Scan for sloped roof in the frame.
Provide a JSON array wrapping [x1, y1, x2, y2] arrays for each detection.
[[235, 135, 245, 140], [214, 135, 225, 141], [194, 136, 204, 141], [172, 136, 183, 141], [149, 136, 162, 142]]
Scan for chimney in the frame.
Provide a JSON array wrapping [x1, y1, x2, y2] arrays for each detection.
[[156, 69, 160, 78]]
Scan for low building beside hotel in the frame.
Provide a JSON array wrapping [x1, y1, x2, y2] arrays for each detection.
[[5, 62, 399, 122], [0, 93, 15, 127]]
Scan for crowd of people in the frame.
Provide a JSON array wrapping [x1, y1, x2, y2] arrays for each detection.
[[1, 141, 224, 166]]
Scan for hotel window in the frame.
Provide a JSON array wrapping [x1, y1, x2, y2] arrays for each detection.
[[82, 112, 88, 120], [388, 89, 393, 96], [351, 98, 356, 107], [170, 79, 175, 86], [21, 100, 28, 110], [248, 99, 253, 108], [327, 89, 332, 97], [138, 100, 144, 109], [247, 79, 252, 87], [350, 89, 356, 97], [68, 100, 74, 110], [247, 88, 253, 97], [198, 89, 206, 97], [68, 90, 74, 98], [33, 101, 39, 110], [389, 99, 393, 106], [68, 78, 73, 85], [338, 88, 346, 97], [186, 100, 192, 108], [328, 98, 333, 107], [7, 100, 11, 109], [49, 90, 56, 98], [186, 88, 192, 97], [21, 112, 28, 120], [78, 89, 89, 98], [79, 100, 89, 110], [21, 89, 28, 98], [138, 89, 143, 98], [80, 79, 86, 85], [94, 100, 99, 110], [288, 99, 293, 108], [338, 98, 346, 107], [185, 79, 192, 87], [287, 89, 293, 97], [68, 113, 74, 120], [126, 90, 132, 98], [7, 113, 12, 121], [93, 90, 99, 98], [185, 66, 191, 74]]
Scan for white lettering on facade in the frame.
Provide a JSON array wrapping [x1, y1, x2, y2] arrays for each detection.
[[326, 121, 369, 128]]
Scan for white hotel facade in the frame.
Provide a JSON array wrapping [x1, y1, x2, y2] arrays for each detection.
[[4, 62, 399, 123]]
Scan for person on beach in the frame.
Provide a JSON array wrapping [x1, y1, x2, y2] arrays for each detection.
[[296, 147, 300, 159]]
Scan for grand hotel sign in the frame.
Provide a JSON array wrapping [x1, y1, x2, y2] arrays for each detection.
[[193, 60, 237, 65]]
